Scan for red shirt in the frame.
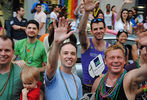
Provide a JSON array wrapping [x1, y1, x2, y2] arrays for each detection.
[[20, 81, 42, 100]]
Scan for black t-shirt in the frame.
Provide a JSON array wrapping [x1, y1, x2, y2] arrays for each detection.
[[10, 17, 27, 40]]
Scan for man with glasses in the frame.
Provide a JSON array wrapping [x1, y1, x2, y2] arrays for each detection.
[[78, 0, 110, 93]]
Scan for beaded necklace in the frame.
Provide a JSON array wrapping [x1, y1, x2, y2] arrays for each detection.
[[93, 8, 100, 18], [59, 67, 78, 100], [25, 41, 37, 64], [0, 64, 12, 96], [96, 70, 127, 100]]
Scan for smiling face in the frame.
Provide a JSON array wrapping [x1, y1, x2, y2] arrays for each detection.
[[0, 38, 14, 66], [26, 23, 39, 38], [117, 32, 128, 44], [105, 49, 125, 74], [59, 44, 77, 69], [91, 22, 105, 41], [121, 10, 128, 20]]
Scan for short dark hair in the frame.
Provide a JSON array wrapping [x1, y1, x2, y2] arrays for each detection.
[[0, 35, 14, 50], [128, 10, 133, 13], [52, 4, 59, 11], [26, 20, 39, 30], [59, 42, 77, 53], [106, 4, 110, 7], [16, 6, 24, 13], [90, 18, 106, 30], [36, 3, 41, 7]]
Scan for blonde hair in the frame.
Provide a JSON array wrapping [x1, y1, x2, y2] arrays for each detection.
[[105, 44, 125, 58], [20, 66, 40, 83]]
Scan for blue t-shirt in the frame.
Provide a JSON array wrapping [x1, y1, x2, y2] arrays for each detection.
[[45, 68, 83, 100], [81, 38, 109, 85], [130, 18, 137, 27]]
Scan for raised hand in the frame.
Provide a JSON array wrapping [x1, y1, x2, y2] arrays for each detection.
[[53, 17, 74, 44], [124, 0, 133, 4], [136, 31, 147, 46], [83, 0, 95, 12]]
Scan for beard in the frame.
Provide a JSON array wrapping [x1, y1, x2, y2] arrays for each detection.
[[28, 35, 36, 39], [94, 35, 103, 41]]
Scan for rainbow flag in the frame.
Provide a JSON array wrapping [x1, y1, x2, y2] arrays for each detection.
[[60, 0, 77, 19]]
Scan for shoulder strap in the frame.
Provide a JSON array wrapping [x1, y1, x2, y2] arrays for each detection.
[[106, 42, 109, 48], [89, 38, 95, 49]]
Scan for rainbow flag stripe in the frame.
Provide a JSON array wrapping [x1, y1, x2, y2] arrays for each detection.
[[60, 0, 77, 19]]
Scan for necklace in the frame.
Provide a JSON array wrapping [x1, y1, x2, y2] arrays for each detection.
[[96, 70, 127, 100], [93, 8, 100, 18], [25, 41, 37, 64], [0, 64, 12, 96], [59, 67, 78, 100]]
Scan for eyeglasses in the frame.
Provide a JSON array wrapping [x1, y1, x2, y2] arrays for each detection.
[[92, 18, 103, 23]]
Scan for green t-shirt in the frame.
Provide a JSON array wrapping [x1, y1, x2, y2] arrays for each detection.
[[0, 64, 23, 100], [15, 39, 47, 67], [15, 39, 47, 81]]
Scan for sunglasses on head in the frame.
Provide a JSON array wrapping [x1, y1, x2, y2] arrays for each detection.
[[92, 18, 103, 23], [118, 29, 128, 33]]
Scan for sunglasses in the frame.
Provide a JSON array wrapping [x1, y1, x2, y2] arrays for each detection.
[[118, 29, 128, 33], [92, 18, 103, 23]]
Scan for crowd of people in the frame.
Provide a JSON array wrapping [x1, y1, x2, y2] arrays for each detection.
[[0, 0, 147, 100]]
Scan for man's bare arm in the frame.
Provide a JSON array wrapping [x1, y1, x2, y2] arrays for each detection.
[[78, 0, 95, 52], [124, 32, 147, 99], [116, 0, 133, 21], [46, 17, 74, 79], [124, 65, 147, 100]]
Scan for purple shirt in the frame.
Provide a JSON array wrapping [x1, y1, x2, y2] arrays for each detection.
[[81, 38, 109, 85]]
